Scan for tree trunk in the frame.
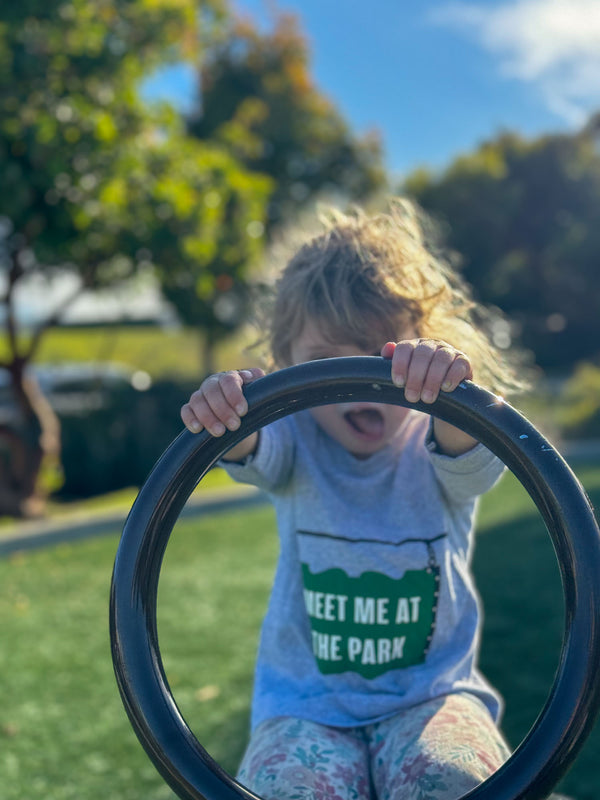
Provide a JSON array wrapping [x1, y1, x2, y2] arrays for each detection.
[[201, 332, 217, 378], [0, 366, 61, 518]]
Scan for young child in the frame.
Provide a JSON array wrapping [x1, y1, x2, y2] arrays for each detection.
[[181, 200, 524, 800]]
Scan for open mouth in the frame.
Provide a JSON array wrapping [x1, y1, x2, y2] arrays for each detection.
[[344, 408, 385, 440]]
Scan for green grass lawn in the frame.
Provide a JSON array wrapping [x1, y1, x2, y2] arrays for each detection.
[[1, 324, 256, 380], [1, 463, 599, 800]]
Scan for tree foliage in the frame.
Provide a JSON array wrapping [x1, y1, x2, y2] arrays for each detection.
[[0, 2, 387, 515], [0, 0, 269, 514], [404, 119, 600, 369], [187, 12, 387, 235], [157, 10, 386, 372]]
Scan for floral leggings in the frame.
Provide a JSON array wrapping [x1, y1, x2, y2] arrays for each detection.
[[237, 693, 511, 800]]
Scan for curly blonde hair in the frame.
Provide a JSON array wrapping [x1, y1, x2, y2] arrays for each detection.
[[254, 198, 527, 395]]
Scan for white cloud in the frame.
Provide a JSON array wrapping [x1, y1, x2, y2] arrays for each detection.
[[429, 0, 600, 125]]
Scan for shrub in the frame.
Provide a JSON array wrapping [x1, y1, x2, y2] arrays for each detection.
[[555, 363, 600, 440], [56, 377, 200, 498]]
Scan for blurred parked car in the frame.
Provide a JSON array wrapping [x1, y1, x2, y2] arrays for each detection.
[[0, 362, 152, 424]]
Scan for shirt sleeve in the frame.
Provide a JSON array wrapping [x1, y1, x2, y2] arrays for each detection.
[[220, 416, 295, 493], [425, 420, 506, 505]]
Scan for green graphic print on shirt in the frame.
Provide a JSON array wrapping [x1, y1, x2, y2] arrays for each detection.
[[301, 561, 440, 679]]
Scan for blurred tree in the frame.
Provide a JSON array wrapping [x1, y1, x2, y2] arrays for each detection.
[[0, 0, 270, 516], [555, 362, 600, 440], [404, 120, 600, 371], [187, 12, 387, 236]]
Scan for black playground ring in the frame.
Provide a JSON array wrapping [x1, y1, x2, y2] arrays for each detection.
[[110, 357, 600, 800]]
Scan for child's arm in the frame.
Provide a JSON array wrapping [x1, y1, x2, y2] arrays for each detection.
[[381, 340, 478, 457], [180, 368, 265, 461]]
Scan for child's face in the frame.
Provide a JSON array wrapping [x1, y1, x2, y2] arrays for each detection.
[[289, 319, 412, 459]]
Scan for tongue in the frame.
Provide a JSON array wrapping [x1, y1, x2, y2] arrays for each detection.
[[346, 409, 384, 437]]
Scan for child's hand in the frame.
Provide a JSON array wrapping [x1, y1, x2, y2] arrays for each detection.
[[382, 339, 476, 455], [181, 368, 265, 436], [381, 339, 473, 404]]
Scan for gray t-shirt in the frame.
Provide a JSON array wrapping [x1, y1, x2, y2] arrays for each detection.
[[223, 408, 505, 730]]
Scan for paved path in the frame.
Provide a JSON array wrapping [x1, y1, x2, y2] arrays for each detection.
[[0, 485, 268, 557]]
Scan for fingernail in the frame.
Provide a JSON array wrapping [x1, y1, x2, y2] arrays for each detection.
[[189, 420, 201, 433], [422, 390, 434, 403], [235, 401, 247, 415], [211, 423, 225, 436], [405, 389, 419, 403], [240, 370, 253, 379], [227, 417, 240, 431], [442, 381, 453, 392], [393, 374, 405, 387]]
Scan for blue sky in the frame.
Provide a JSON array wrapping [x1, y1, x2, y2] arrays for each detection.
[[141, 0, 600, 178]]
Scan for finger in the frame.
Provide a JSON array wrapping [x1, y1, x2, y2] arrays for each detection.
[[220, 371, 249, 417], [223, 368, 266, 416], [420, 347, 456, 403], [440, 355, 473, 392], [239, 367, 265, 384], [205, 376, 246, 433], [181, 402, 204, 434], [187, 378, 237, 435], [403, 340, 439, 402], [184, 388, 228, 436], [381, 341, 396, 360], [388, 340, 420, 387], [182, 391, 229, 436]]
